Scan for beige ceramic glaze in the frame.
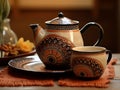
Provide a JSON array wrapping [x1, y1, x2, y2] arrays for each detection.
[[71, 46, 112, 80], [30, 12, 104, 70]]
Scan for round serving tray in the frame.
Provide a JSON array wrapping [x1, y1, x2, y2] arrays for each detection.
[[8, 57, 72, 76]]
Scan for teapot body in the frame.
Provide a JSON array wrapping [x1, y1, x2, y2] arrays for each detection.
[[30, 12, 104, 70], [36, 29, 84, 70]]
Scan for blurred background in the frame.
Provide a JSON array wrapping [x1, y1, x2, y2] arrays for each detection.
[[8, 0, 119, 53]]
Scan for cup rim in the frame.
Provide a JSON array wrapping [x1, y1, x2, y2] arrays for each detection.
[[72, 46, 106, 53]]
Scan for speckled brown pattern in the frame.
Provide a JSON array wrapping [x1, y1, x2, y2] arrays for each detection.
[[71, 57, 104, 79], [36, 34, 74, 69]]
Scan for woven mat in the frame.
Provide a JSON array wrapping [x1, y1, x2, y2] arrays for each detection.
[[0, 58, 117, 87], [58, 58, 117, 88], [0, 68, 54, 87]]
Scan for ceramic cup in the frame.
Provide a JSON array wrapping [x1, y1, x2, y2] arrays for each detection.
[[71, 46, 112, 80]]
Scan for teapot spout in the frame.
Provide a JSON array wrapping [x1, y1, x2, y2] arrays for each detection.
[[29, 24, 46, 45], [29, 24, 39, 34]]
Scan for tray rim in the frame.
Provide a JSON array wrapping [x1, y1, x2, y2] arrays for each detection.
[[8, 57, 72, 74]]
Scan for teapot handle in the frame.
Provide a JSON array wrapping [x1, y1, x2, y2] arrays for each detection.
[[80, 22, 104, 46], [106, 50, 112, 64]]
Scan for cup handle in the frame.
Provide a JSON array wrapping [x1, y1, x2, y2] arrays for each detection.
[[80, 22, 104, 46], [106, 50, 112, 64]]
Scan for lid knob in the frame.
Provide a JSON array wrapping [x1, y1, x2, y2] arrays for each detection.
[[58, 12, 64, 18]]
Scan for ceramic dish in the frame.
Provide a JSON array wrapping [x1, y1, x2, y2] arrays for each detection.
[[0, 50, 36, 65], [8, 57, 72, 75]]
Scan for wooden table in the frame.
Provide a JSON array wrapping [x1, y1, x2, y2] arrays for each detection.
[[0, 53, 120, 90]]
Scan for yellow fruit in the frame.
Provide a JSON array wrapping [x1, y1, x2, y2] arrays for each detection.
[[16, 37, 35, 52]]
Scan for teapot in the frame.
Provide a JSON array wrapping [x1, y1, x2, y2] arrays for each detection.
[[30, 12, 104, 70]]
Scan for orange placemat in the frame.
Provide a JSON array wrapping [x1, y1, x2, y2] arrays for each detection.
[[0, 67, 54, 87], [0, 58, 117, 87], [58, 58, 117, 88]]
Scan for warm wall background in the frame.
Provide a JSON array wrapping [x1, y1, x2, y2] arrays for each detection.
[[9, 0, 118, 53]]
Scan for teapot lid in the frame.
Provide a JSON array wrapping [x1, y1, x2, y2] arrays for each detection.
[[45, 12, 79, 25]]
